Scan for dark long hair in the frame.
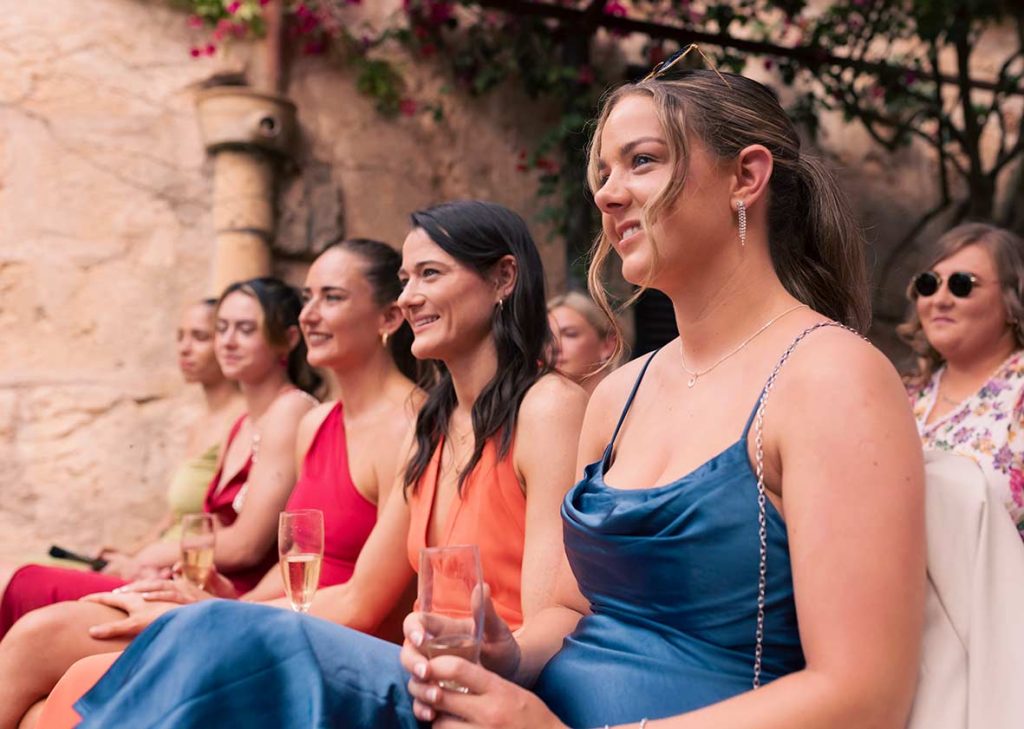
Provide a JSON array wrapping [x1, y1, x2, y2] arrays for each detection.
[[218, 277, 324, 397], [321, 237, 430, 387], [587, 71, 870, 360], [402, 200, 553, 492]]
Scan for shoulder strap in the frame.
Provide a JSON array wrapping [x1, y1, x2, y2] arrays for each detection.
[[741, 322, 854, 441], [605, 347, 662, 456], [746, 320, 863, 690]]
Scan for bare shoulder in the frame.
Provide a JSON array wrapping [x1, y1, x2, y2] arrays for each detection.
[[586, 350, 657, 425], [774, 325, 910, 421], [300, 401, 337, 432], [518, 371, 588, 426], [263, 390, 319, 441]]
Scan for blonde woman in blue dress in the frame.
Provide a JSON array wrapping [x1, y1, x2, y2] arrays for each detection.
[[65, 65, 925, 729]]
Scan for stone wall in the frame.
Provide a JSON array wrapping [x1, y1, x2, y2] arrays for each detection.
[[1, 0, 1017, 558], [0, 0, 561, 559]]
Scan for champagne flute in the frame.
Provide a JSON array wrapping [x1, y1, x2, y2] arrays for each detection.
[[278, 509, 324, 613], [418, 544, 484, 693], [180, 513, 216, 588]]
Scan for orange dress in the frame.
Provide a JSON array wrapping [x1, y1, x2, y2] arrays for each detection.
[[406, 435, 526, 630], [37, 436, 528, 728]]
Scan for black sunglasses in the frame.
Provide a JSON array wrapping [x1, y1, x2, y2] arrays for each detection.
[[912, 271, 978, 298]]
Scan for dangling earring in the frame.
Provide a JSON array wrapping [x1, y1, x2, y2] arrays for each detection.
[[736, 199, 747, 247], [496, 298, 504, 312], [381, 331, 389, 348]]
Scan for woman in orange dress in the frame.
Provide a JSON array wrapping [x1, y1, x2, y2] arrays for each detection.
[[31, 201, 587, 728]]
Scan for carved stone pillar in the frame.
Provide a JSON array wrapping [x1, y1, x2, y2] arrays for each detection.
[[195, 86, 296, 296]]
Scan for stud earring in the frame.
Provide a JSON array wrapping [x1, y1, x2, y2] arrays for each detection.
[[736, 200, 747, 247]]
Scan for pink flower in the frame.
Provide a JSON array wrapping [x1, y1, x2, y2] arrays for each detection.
[[603, 1, 627, 17], [399, 98, 418, 116], [227, 1, 242, 14], [205, 43, 217, 56], [187, 14, 204, 28], [190, 46, 202, 57], [260, 0, 270, 5], [1010, 468, 1024, 507]]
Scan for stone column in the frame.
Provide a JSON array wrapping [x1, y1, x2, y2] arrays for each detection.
[[195, 86, 296, 297]]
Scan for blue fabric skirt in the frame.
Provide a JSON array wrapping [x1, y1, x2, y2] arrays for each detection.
[[76, 601, 425, 729]]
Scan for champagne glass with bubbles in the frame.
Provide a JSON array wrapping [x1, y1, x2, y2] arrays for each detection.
[[418, 544, 485, 692], [278, 509, 324, 613], [180, 514, 216, 588]]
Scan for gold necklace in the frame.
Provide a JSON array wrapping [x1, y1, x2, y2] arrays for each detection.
[[680, 304, 808, 388]]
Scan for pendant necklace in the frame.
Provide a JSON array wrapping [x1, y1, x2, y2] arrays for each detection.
[[680, 304, 808, 388]]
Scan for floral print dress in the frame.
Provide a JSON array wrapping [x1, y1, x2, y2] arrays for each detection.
[[911, 350, 1024, 540]]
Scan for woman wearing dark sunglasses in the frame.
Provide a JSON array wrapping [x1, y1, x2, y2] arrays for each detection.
[[899, 222, 1024, 539]]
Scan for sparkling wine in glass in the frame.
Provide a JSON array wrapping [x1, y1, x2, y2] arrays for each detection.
[[278, 509, 324, 613], [418, 544, 484, 692], [180, 513, 216, 588]]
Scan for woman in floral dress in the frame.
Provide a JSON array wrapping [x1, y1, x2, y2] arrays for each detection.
[[900, 222, 1024, 538]]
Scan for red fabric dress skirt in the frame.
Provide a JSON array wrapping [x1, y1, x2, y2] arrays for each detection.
[[0, 415, 265, 638]]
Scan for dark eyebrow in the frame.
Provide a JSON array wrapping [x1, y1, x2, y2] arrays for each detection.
[[401, 260, 448, 274]]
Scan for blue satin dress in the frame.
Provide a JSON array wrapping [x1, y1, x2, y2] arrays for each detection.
[[533, 348, 805, 726], [76, 344, 809, 728]]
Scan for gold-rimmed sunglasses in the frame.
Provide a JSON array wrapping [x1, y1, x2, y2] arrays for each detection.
[[640, 42, 732, 86]]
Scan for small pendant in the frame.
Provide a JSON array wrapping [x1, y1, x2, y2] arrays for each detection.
[[687, 375, 697, 388]]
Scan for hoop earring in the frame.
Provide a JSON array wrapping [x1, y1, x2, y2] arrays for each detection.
[[736, 199, 747, 247], [381, 331, 389, 348]]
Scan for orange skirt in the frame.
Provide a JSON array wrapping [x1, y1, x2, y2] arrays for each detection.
[[35, 652, 121, 729]]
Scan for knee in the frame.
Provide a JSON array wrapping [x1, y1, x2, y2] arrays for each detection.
[[4, 602, 80, 649]]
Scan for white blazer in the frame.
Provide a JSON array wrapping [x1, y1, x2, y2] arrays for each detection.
[[907, 451, 1024, 729]]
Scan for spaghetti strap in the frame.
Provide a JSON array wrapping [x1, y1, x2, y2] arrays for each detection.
[[740, 321, 855, 441], [604, 348, 662, 461]]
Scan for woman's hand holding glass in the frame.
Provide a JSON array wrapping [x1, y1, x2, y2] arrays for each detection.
[[401, 549, 545, 726]]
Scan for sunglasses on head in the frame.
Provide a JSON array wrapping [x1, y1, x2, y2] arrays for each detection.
[[912, 271, 978, 298]]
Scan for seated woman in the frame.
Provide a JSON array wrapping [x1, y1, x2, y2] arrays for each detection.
[[0, 300, 242, 585], [70, 69, 924, 727], [899, 222, 1024, 539], [31, 200, 587, 728], [0, 277, 320, 632], [0, 240, 427, 728], [547, 290, 620, 396]]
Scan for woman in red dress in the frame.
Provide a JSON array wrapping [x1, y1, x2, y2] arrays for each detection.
[[0, 242, 427, 728]]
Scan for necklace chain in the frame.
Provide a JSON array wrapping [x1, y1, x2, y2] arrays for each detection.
[[679, 304, 808, 388]]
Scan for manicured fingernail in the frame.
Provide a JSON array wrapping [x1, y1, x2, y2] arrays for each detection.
[[427, 687, 439, 702], [415, 663, 427, 678], [411, 630, 423, 647]]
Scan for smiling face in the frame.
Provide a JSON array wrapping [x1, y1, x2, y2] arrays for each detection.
[[548, 305, 612, 381], [177, 303, 223, 386], [917, 243, 1013, 363], [214, 291, 280, 384], [300, 248, 392, 371], [397, 228, 498, 362], [593, 94, 735, 290]]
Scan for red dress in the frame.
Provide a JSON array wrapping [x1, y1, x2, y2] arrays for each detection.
[[284, 402, 377, 589], [0, 415, 268, 638]]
